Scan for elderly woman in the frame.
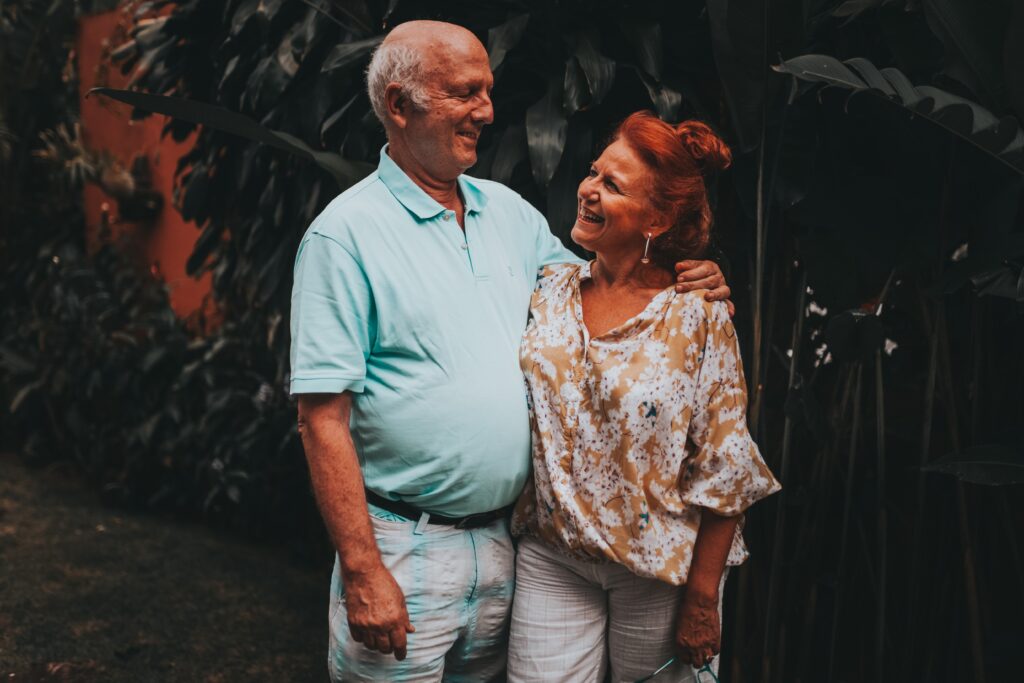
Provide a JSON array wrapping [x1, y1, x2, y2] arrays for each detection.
[[507, 112, 781, 683]]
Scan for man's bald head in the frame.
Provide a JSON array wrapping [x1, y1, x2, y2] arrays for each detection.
[[385, 20, 483, 55], [366, 20, 489, 127]]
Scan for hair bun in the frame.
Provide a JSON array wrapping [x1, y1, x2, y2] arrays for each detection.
[[674, 121, 732, 173]]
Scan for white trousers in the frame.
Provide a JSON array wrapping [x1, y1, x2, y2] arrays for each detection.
[[507, 536, 723, 683], [328, 508, 515, 682]]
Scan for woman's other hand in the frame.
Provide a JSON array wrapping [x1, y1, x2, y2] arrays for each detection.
[[673, 260, 735, 317], [674, 587, 721, 668]]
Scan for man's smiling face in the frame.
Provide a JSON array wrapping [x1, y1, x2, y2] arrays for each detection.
[[401, 39, 494, 181]]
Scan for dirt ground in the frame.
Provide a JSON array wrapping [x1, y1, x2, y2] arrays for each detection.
[[0, 452, 332, 682]]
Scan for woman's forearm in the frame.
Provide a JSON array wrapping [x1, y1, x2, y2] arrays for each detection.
[[687, 509, 739, 600]]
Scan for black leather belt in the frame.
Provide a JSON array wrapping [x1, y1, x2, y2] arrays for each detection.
[[365, 489, 509, 529]]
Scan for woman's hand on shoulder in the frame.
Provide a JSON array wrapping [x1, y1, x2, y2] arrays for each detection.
[[673, 260, 735, 318], [674, 586, 722, 669]]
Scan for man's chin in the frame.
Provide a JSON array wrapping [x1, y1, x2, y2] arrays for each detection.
[[456, 152, 478, 172]]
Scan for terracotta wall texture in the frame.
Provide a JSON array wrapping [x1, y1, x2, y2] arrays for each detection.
[[76, 9, 212, 320]]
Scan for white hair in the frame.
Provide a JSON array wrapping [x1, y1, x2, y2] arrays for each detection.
[[366, 42, 430, 126]]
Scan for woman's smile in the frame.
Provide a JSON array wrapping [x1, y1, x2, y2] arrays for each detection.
[[577, 206, 604, 224]]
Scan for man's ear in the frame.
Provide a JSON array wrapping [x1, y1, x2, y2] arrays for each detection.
[[384, 82, 409, 129]]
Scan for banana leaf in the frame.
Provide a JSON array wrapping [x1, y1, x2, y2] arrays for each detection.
[[487, 14, 529, 73], [923, 444, 1024, 485], [320, 35, 383, 73], [623, 23, 662, 81], [774, 54, 1024, 174], [87, 88, 373, 191], [573, 29, 615, 107], [922, 0, 1008, 110], [525, 70, 568, 188], [706, 0, 767, 153]]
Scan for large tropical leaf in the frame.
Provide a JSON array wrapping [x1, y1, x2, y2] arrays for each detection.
[[923, 444, 1024, 485], [487, 14, 529, 72], [921, 0, 1009, 110], [525, 70, 568, 188], [831, 0, 900, 21], [1008, 3, 1024, 122], [490, 124, 527, 185], [320, 35, 383, 73], [623, 23, 662, 81], [87, 88, 373, 191], [572, 30, 615, 107], [706, 0, 767, 152], [773, 54, 1024, 174], [545, 118, 593, 245]]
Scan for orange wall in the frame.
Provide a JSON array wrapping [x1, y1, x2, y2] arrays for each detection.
[[76, 9, 213, 321]]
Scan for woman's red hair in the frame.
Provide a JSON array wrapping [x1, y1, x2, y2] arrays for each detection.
[[611, 111, 731, 267]]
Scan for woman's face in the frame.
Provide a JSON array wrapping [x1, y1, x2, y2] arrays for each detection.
[[571, 139, 665, 258]]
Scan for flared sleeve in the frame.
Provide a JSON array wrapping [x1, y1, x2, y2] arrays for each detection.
[[678, 301, 781, 515]]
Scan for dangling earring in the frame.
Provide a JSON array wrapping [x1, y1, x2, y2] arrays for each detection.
[[640, 232, 653, 264]]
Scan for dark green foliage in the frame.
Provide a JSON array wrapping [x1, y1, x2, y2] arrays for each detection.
[[0, 0, 321, 548]]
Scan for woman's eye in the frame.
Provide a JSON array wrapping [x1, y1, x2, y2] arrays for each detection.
[[588, 168, 598, 177], [605, 180, 619, 192]]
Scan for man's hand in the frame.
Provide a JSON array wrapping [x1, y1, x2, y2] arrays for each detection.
[[344, 564, 416, 660], [674, 260, 735, 318], [674, 587, 721, 669]]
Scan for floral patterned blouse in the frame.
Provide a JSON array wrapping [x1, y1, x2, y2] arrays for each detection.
[[512, 262, 781, 585]]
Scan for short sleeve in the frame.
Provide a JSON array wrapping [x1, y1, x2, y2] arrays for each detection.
[[289, 233, 376, 395], [678, 302, 781, 515], [526, 204, 582, 269]]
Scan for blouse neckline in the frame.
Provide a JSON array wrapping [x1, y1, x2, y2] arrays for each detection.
[[574, 261, 678, 342]]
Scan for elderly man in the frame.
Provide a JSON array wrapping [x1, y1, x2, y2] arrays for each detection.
[[290, 20, 731, 682]]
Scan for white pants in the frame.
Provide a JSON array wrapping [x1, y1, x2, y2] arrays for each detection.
[[507, 536, 723, 683], [328, 508, 515, 682]]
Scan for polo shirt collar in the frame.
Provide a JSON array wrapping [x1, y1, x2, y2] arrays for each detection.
[[377, 145, 488, 220]]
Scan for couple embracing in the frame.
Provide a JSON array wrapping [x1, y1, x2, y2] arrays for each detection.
[[291, 20, 780, 683]]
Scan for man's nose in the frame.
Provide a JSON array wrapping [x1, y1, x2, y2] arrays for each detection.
[[473, 92, 494, 124]]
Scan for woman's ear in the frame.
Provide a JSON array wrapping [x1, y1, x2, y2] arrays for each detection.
[[649, 212, 673, 239]]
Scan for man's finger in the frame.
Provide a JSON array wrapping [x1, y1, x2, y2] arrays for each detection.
[[675, 264, 714, 282], [390, 626, 409, 661], [675, 276, 721, 293], [675, 260, 704, 273], [372, 633, 393, 654], [702, 285, 732, 301]]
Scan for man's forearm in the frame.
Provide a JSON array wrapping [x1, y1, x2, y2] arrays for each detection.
[[298, 394, 382, 579]]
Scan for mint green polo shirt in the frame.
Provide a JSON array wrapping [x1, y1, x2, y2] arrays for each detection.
[[289, 147, 579, 516]]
